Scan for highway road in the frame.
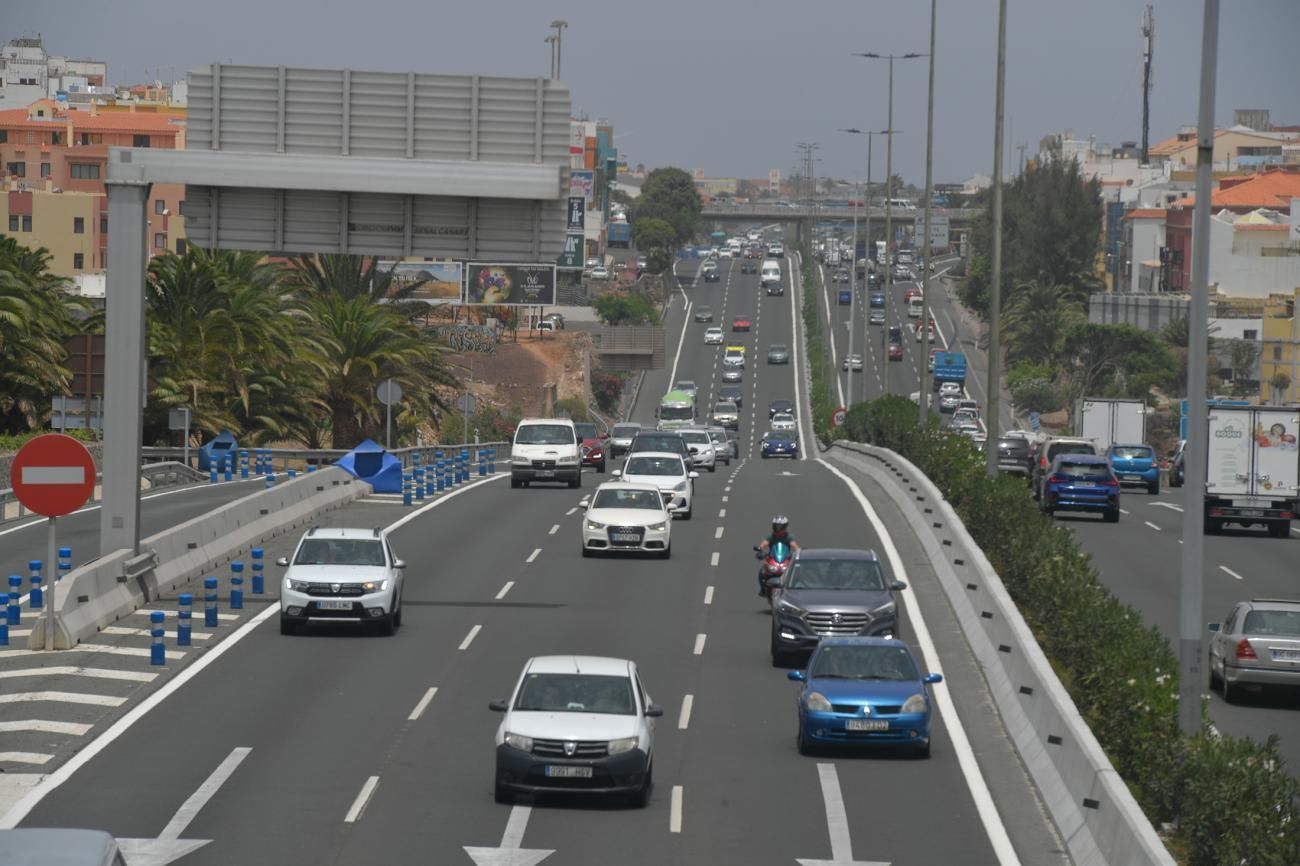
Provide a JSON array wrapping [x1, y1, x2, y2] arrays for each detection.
[[3, 240, 1071, 865]]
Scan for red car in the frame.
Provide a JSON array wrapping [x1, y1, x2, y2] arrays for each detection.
[[904, 287, 921, 303], [888, 344, 905, 362], [732, 316, 752, 332], [573, 421, 610, 473]]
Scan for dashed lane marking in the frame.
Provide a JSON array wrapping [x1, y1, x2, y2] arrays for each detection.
[[408, 687, 438, 721], [1219, 565, 1245, 581], [678, 695, 694, 730], [495, 581, 515, 600], [693, 634, 707, 655], [710, 552, 719, 567], [704, 586, 714, 605], [458, 625, 483, 651], [344, 775, 380, 823], [714, 527, 724, 540], [1144, 521, 1162, 532], [548, 524, 560, 535], [526, 548, 542, 563]]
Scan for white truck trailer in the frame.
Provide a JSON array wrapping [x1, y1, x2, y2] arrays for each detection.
[[1203, 406, 1299, 537], [1077, 398, 1146, 452]]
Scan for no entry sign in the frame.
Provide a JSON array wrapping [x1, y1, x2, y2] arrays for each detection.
[[11, 434, 97, 517]]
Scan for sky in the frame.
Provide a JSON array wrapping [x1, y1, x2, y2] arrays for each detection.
[[11, 0, 1300, 186]]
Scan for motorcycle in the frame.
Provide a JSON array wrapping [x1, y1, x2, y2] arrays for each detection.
[[755, 540, 793, 599]]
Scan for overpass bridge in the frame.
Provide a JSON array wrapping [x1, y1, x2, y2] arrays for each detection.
[[699, 202, 980, 243]]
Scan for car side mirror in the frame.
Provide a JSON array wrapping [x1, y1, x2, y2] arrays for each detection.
[[688, 471, 699, 479], [890, 581, 908, 591], [489, 699, 508, 712], [611, 469, 622, 478], [787, 670, 807, 682], [391, 559, 406, 569], [924, 673, 944, 684], [645, 704, 664, 718], [275, 556, 290, 567], [1207, 622, 1221, 633]]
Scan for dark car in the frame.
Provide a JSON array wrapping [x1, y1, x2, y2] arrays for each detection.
[[741, 259, 758, 274], [996, 436, 1033, 476], [703, 267, 721, 283], [767, 344, 791, 365], [869, 291, 886, 308], [761, 431, 799, 459], [769, 399, 794, 419], [768, 548, 908, 666], [626, 431, 691, 463], [573, 421, 610, 473], [888, 325, 902, 345], [888, 344, 904, 361], [718, 384, 743, 408], [1169, 440, 1186, 487], [609, 422, 642, 457], [694, 306, 714, 323], [1040, 454, 1120, 522]]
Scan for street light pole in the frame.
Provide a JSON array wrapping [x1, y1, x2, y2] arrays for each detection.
[[545, 35, 557, 79], [840, 128, 894, 399], [550, 20, 569, 79], [986, 0, 1008, 478], [918, 0, 938, 424]]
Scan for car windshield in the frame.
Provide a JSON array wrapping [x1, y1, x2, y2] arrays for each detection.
[[612, 425, 640, 438], [811, 644, 919, 681], [1057, 462, 1110, 478], [697, 307, 712, 316], [1110, 446, 1153, 459], [675, 382, 696, 391], [773, 414, 794, 423], [513, 673, 636, 715], [720, 388, 741, 399], [680, 431, 710, 444], [787, 559, 886, 591], [591, 488, 661, 511], [659, 405, 695, 422], [998, 439, 1029, 454], [634, 435, 684, 452], [1050, 443, 1095, 458], [1242, 610, 1300, 637], [516, 424, 575, 445], [771, 401, 792, 412], [294, 538, 386, 566], [626, 456, 684, 476], [770, 345, 787, 352], [713, 403, 737, 413], [574, 423, 599, 440]]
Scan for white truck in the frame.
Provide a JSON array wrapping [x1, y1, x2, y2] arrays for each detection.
[[1077, 398, 1146, 452], [1203, 406, 1299, 537]]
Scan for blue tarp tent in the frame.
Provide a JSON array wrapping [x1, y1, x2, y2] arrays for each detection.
[[336, 439, 402, 493], [198, 430, 238, 472]]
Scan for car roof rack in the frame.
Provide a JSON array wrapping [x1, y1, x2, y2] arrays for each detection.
[[1250, 598, 1300, 605], [306, 525, 320, 536]]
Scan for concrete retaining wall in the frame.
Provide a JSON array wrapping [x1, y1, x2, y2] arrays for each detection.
[[828, 442, 1174, 866], [26, 467, 369, 650]]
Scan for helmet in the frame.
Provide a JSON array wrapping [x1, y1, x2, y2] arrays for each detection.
[[772, 515, 789, 531]]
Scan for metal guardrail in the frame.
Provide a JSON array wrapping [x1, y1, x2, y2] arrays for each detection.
[[0, 461, 206, 527], [140, 441, 512, 474]]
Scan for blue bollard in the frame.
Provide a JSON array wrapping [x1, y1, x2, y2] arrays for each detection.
[[240, 449, 250, 479], [150, 610, 166, 665], [435, 460, 445, 492], [0, 618, 7, 646], [224, 459, 233, 482], [210, 465, 218, 484], [6, 575, 20, 625], [177, 593, 193, 646], [204, 576, 219, 627], [251, 548, 264, 594], [415, 467, 425, 501], [287, 468, 297, 480], [307, 463, 317, 473], [28, 560, 42, 610], [462, 450, 471, 482], [265, 470, 275, 488], [230, 561, 244, 610], [489, 448, 497, 474], [479, 449, 487, 477], [263, 450, 272, 476], [58, 547, 72, 582], [403, 472, 413, 507]]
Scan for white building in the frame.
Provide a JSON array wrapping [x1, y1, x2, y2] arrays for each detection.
[[1208, 207, 1300, 299], [0, 37, 107, 110]]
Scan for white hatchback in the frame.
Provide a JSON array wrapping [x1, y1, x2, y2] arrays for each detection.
[[616, 452, 697, 520], [704, 327, 724, 345], [770, 412, 797, 433], [581, 481, 672, 558], [277, 527, 405, 636]]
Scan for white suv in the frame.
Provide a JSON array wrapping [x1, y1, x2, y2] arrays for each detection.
[[511, 418, 581, 489], [277, 527, 405, 636], [490, 655, 662, 806]]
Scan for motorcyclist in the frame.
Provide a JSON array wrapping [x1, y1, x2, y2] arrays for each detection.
[[756, 516, 800, 596]]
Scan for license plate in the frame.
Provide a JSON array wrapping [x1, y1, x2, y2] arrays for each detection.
[[536, 470, 555, 478], [1123, 474, 1141, 480], [1239, 509, 1264, 517], [1073, 481, 1095, 488], [611, 533, 640, 543], [846, 719, 889, 732], [316, 600, 352, 610], [1272, 649, 1300, 661], [545, 765, 592, 778]]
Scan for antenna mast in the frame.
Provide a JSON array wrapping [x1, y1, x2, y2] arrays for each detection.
[[1141, 5, 1154, 164]]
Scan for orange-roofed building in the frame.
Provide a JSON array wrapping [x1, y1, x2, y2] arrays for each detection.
[[1149, 127, 1296, 170], [1176, 166, 1300, 214]]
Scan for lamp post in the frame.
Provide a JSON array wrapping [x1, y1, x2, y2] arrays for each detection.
[[854, 52, 925, 295], [549, 20, 569, 79], [917, 0, 939, 424], [545, 35, 557, 79], [987, 0, 1007, 478]]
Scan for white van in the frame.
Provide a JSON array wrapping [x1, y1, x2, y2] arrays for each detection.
[[760, 259, 783, 294], [907, 295, 924, 318], [511, 418, 581, 489]]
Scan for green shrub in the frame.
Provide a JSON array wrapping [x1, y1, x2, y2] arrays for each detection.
[[0, 428, 98, 455]]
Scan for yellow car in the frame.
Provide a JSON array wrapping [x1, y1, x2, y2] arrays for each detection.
[[725, 344, 746, 358]]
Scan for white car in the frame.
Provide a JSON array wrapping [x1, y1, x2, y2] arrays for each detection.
[[590, 266, 610, 280], [511, 417, 580, 488], [674, 380, 698, 399], [722, 350, 744, 369], [678, 428, 718, 472], [915, 325, 936, 343], [277, 527, 406, 636], [938, 382, 962, 399], [770, 412, 797, 433], [615, 452, 697, 520], [489, 655, 661, 806], [841, 354, 864, 372], [704, 327, 724, 345], [581, 481, 672, 558], [719, 248, 733, 258]]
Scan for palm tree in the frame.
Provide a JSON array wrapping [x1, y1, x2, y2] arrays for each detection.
[[1000, 280, 1084, 367]]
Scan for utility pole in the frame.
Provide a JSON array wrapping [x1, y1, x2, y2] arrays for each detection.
[[1016, 143, 1028, 176], [986, 0, 1008, 478], [1141, 5, 1155, 164], [545, 35, 557, 79], [917, 0, 938, 425], [550, 20, 569, 80]]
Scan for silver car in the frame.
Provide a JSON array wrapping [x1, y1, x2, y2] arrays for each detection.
[[609, 422, 642, 457], [678, 427, 718, 472], [722, 367, 743, 383], [770, 412, 797, 433], [1208, 598, 1300, 703], [705, 426, 733, 466], [710, 401, 740, 430], [841, 354, 863, 372], [869, 309, 886, 326]]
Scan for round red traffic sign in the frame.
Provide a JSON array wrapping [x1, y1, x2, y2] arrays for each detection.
[[832, 407, 848, 428], [11, 434, 97, 517]]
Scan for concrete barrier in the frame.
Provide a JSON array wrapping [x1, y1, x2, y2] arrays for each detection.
[[26, 467, 369, 650], [828, 442, 1174, 866]]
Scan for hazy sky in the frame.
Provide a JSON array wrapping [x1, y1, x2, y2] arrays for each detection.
[[13, 1, 1300, 185]]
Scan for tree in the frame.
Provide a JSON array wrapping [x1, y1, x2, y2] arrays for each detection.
[[1269, 371, 1291, 405], [1060, 322, 1176, 415], [1001, 280, 1085, 366], [634, 167, 702, 247], [1006, 362, 1066, 413], [591, 291, 660, 327], [631, 217, 676, 273]]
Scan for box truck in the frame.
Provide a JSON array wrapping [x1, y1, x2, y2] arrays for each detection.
[[1203, 406, 1299, 537], [1077, 398, 1146, 452]]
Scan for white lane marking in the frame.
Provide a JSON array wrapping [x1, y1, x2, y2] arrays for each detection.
[[495, 581, 515, 600], [548, 524, 560, 535], [718, 508, 727, 518], [160, 746, 252, 839], [693, 633, 707, 655], [710, 551, 720, 567], [458, 625, 483, 651], [704, 585, 714, 605], [383, 472, 506, 534], [721, 495, 729, 502], [819, 267, 846, 408], [1152, 502, 1184, 513], [408, 687, 438, 721], [1219, 565, 1245, 581], [678, 694, 694, 730], [0, 720, 92, 736], [566, 507, 578, 516], [526, 548, 542, 563], [811, 763, 857, 861], [819, 458, 1022, 865], [1144, 521, 1162, 532], [0, 691, 126, 708], [0, 644, 185, 661], [0, 752, 51, 766], [502, 802, 535, 848], [667, 296, 694, 388], [714, 527, 724, 540], [0, 666, 157, 683], [344, 775, 380, 823], [1119, 508, 1130, 515], [670, 785, 683, 833], [101, 626, 213, 641]]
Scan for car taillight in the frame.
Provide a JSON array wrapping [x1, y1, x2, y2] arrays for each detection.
[[1047, 475, 1061, 484], [1100, 479, 1119, 487], [1040, 456, 1047, 468], [1235, 639, 1257, 660]]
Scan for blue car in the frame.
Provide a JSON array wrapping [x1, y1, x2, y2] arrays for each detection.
[[1041, 454, 1120, 522], [761, 432, 799, 458], [1107, 443, 1159, 494], [869, 291, 885, 308], [788, 637, 942, 757]]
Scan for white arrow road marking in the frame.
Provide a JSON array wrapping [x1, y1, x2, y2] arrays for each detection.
[[795, 763, 892, 866], [464, 803, 554, 866], [116, 746, 250, 865]]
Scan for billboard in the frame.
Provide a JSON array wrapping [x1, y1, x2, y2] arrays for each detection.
[[927, 214, 950, 250], [557, 234, 584, 269], [384, 261, 464, 304], [567, 196, 586, 231], [466, 264, 556, 306], [570, 170, 595, 201]]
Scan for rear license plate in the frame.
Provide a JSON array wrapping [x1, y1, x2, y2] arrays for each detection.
[[846, 719, 889, 732], [545, 765, 592, 778], [1239, 509, 1264, 517], [1123, 474, 1142, 481], [611, 533, 640, 543], [536, 470, 555, 478], [316, 600, 352, 610], [1272, 649, 1300, 661], [1073, 481, 1095, 488]]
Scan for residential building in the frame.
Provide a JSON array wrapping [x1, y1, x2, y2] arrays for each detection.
[[1, 180, 100, 276], [0, 37, 107, 110], [1148, 125, 1298, 172], [1260, 291, 1300, 405], [1122, 208, 1167, 292]]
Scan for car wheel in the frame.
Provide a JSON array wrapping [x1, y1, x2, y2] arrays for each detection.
[[1222, 675, 1238, 704], [377, 608, 397, 637], [569, 474, 581, 490], [279, 616, 297, 636], [914, 740, 932, 759], [708, 463, 716, 473], [581, 544, 593, 558], [510, 477, 521, 489], [630, 762, 653, 808], [597, 460, 606, 474], [494, 782, 512, 805], [1208, 657, 1222, 691], [392, 591, 403, 628], [1270, 521, 1290, 538], [660, 544, 671, 560], [797, 723, 815, 756], [1104, 508, 1120, 524], [681, 506, 693, 521], [1203, 515, 1219, 535], [1147, 480, 1159, 495]]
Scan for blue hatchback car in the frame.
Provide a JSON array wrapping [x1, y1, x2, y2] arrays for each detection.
[[761, 432, 799, 459], [1041, 454, 1121, 522], [869, 291, 886, 308], [788, 637, 941, 757], [1107, 443, 1159, 494]]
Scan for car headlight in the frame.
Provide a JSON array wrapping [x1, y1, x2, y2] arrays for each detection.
[[557, 456, 578, 465], [361, 580, 389, 593], [607, 736, 639, 755], [674, 480, 689, 492], [777, 599, 802, 615], [512, 456, 531, 466], [901, 694, 928, 714], [804, 691, 832, 712], [287, 579, 310, 592], [871, 600, 896, 618], [649, 523, 667, 532], [504, 732, 533, 752], [587, 519, 606, 530]]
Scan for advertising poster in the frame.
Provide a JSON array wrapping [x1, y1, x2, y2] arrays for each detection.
[[557, 234, 584, 270], [1252, 409, 1300, 494], [466, 264, 556, 306], [384, 261, 464, 303], [569, 170, 595, 201], [567, 196, 586, 231]]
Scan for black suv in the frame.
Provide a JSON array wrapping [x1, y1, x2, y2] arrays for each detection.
[[996, 436, 1033, 476], [769, 399, 794, 419], [626, 431, 692, 463]]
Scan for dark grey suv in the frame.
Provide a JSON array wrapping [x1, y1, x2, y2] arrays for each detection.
[[996, 436, 1033, 476], [768, 549, 907, 666]]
